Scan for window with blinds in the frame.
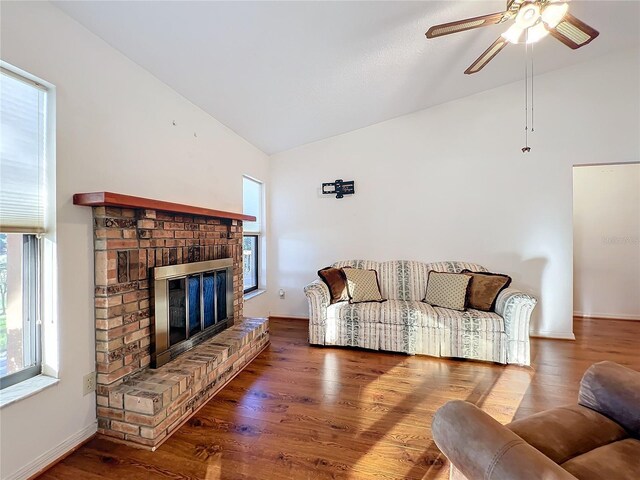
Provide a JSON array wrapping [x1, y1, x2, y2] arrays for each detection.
[[242, 176, 263, 294], [0, 67, 47, 234], [0, 67, 49, 389]]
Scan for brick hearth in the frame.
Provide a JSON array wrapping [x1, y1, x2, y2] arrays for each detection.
[[80, 200, 269, 449], [100, 317, 269, 449]]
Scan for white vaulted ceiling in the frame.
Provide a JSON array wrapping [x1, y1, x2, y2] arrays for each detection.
[[54, 1, 640, 154]]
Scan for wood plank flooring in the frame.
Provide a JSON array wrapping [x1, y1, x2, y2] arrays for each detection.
[[38, 317, 640, 480]]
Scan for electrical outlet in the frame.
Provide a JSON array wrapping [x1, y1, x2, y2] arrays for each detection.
[[83, 372, 96, 396]]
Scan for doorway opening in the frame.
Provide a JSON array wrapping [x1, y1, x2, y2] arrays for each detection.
[[572, 162, 640, 321]]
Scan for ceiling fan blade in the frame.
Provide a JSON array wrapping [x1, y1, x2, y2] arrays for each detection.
[[547, 13, 599, 49], [426, 12, 508, 38], [464, 37, 509, 74], [507, 0, 525, 12]]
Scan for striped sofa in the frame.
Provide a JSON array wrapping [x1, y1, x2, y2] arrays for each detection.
[[304, 260, 537, 366]]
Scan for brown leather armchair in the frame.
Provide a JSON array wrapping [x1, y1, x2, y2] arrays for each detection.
[[432, 361, 640, 479]]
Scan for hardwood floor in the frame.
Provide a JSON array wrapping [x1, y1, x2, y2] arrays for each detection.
[[38, 317, 640, 480]]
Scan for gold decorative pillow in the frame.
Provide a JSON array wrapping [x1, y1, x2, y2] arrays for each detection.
[[342, 268, 385, 304], [461, 269, 512, 312], [423, 271, 472, 311], [317, 267, 349, 304]]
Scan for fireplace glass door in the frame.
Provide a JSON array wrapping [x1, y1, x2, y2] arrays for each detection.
[[166, 270, 229, 348], [215, 271, 227, 322], [203, 273, 215, 329], [153, 258, 234, 367], [168, 278, 187, 345]]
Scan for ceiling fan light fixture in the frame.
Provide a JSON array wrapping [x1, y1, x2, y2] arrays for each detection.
[[502, 24, 524, 43], [541, 2, 569, 28], [526, 22, 550, 43], [515, 3, 541, 29]]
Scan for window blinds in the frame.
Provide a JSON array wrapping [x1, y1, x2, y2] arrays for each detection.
[[0, 68, 48, 233], [242, 177, 262, 234]]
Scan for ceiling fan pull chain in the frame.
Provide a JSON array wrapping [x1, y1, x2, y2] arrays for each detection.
[[524, 35, 529, 151], [531, 41, 535, 133]]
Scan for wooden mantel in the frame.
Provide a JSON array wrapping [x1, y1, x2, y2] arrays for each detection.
[[73, 191, 256, 222]]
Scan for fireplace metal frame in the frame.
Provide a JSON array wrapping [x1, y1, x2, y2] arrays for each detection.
[[152, 258, 234, 368]]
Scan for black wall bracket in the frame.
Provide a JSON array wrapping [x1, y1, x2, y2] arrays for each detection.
[[322, 179, 355, 199]]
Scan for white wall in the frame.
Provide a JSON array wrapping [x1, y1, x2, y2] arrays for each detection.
[[573, 163, 640, 320], [0, 2, 269, 479], [268, 48, 640, 338]]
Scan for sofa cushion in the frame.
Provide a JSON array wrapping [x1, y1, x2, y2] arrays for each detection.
[[561, 438, 640, 480], [378, 300, 439, 328], [433, 307, 505, 332], [332, 260, 488, 302], [327, 297, 504, 332], [326, 301, 383, 325], [333, 259, 379, 271], [328, 300, 505, 332], [508, 405, 629, 465], [342, 267, 385, 303], [425, 261, 488, 274], [377, 260, 429, 301], [323, 302, 380, 350], [424, 271, 472, 311], [328, 300, 435, 327], [318, 267, 349, 304], [376, 260, 488, 302], [461, 270, 512, 311]]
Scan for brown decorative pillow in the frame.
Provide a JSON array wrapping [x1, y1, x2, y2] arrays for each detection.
[[461, 269, 512, 312], [318, 267, 348, 304], [342, 267, 385, 304], [423, 271, 472, 311]]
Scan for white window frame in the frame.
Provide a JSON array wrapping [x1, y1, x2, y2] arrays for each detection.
[[0, 63, 56, 399], [242, 176, 264, 296], [0, 234, 41, 389]]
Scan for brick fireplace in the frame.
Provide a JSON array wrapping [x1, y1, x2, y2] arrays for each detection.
[[74, 192, 269, 450]]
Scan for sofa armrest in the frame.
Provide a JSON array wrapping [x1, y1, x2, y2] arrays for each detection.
[[304, 280, 330, 319], [433, 401, 577, 480], [494, 288, 537, 365], [579, 361, 640, 437], [304, 279, 329, 321], [304, 280, 330, 345]]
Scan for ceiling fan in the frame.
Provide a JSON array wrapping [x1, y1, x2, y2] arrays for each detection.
[[426, 0, 599, 74]]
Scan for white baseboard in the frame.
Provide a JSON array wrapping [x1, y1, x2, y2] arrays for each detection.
[[574, 311, 640, 321], [530, 330, 576, 340], [5, 422, 97, 480], [268, 314, 308, 320]]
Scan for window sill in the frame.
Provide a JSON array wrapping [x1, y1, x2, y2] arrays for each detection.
[[0, 374, 59, 409], [244, 289, 266, 301]]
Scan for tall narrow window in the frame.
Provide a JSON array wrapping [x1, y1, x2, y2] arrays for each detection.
[[0, 67, 48, 389], [242, 176, 262, 294]]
